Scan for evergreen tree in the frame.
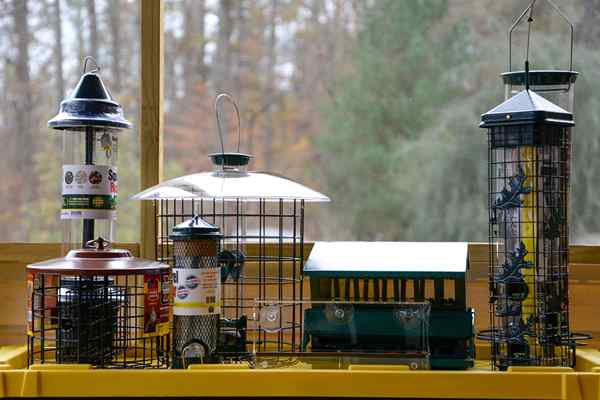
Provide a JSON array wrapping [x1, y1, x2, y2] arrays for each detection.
[[318, 0, 470, 240]]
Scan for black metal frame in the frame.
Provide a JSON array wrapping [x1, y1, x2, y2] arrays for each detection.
[[154, 198, 305, 359], [28, 272, 171, 368], [487, 123, 573, 370]]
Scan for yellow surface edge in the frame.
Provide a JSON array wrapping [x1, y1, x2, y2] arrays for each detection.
[[348, 364, 410, 371], [0, 346, 598, 398], [187, 363, 250, 370], [0, 368, 598, 399], [508, 366, 574, 373], [0, 346, 27, 370]]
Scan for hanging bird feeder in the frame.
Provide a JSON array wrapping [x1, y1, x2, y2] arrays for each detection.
[[170, 215, 223, 368], [132, 93, 329, 360], [482, 66, 575, 370], [48, 56, 131, 250]]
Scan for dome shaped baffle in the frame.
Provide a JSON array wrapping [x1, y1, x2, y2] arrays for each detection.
[[132, 171, 330, 202]]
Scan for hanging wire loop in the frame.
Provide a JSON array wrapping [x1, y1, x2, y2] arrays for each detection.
[[508, 0, 574, 72], [214, 93, 242, 157], [82, 56, 101, 74]]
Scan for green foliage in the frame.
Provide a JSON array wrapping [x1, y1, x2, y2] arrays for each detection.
[[319, 0, 600, 244], [318, 0, 473, 240], [570, 48, 600, 242]]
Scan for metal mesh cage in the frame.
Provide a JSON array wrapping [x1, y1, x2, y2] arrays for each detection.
[[171, 237, 221, 367], [173, 315, 220, 360], [27, 270, 171, 368], [173, 241, 220, 268], [56, 277, 120, 364], [487, 123, 574, 369], [155, 198, 305, 361]]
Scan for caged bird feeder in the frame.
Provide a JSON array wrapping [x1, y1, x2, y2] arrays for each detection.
[[481, 66, 576, 369], [132, 93, 330, 361], [27, 238, 172, 368], [479, 0, 588, 370], [170, 216, 223, 368], [48, 57, 132, 252]]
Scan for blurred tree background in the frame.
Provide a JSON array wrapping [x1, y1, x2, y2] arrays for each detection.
[[0, 0, 598, 243]]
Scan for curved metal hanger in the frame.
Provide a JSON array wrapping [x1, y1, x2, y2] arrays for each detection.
[[508, 0, 574, 73], [214, 93, 242, 157], [82, 56, 101, 74]]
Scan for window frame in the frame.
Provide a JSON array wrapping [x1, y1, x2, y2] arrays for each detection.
[[1, 0, 600, 345]]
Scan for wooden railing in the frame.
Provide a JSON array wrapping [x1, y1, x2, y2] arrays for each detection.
[[1, 242, 599, 346]]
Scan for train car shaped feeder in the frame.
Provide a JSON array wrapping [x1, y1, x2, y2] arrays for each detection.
[[303, 242, 474, 370]]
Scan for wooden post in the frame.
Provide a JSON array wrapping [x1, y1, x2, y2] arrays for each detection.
[[139, 0, 164, 259]]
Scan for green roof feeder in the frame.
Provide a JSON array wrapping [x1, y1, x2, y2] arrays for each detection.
[[303, 242, 474, 370]]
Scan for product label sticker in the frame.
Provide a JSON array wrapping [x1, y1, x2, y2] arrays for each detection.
[[27, 272, 33, 335], [173, 267, 221, 316], [61, 164, 117, 220], [143, 273, 161, 335], [160, 270, 172, 332], [144, 271, 172, 336]]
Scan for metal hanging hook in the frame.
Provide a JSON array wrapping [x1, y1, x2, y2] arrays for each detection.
[[508, 0, 574, 72], [214, 93, 242, 157], [525, 0, 536, 66], [82, 56, 101, 74]]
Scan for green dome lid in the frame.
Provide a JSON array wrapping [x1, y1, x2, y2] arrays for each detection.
[[170, 216, 221, 240]]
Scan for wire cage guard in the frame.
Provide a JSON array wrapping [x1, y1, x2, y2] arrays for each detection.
[[483, 90, 575, 370], [27, 241, 172, 368], [154, 198, 306, 360], [134, 93, 328, 362]]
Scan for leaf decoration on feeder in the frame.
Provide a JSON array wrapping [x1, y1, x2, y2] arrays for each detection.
[[498, 242, 534, 282], [506, 315, 537, 341], [495, 300, 522, 317], [493, 166, 533, 210], [503, 316, 538, 366]]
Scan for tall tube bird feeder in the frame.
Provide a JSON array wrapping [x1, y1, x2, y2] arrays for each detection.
[[48, 57, 131, 251], [482, 67, 575, 369]]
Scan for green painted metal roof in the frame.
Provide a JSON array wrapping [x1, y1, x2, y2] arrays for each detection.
[[304, 242, 469, 278]]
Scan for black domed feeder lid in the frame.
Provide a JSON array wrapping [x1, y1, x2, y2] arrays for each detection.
[[480, 89, 574, 128], [48, 57, 132, 130], [170, 215, 222, 240]]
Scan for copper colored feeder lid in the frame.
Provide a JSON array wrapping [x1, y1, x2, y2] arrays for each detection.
[[27, 238, 169, 275]]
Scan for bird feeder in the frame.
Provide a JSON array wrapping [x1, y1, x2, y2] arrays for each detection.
[[27, 238, 171, 368], [133, 93, 329, 360], [302, 241, 473, 370], [481, 66, 575, 369], [48, 57, 131, 251], [170, 216, 223, 368]]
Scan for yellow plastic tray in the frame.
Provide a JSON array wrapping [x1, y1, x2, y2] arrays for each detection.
[[1, 345, 599, 399]]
